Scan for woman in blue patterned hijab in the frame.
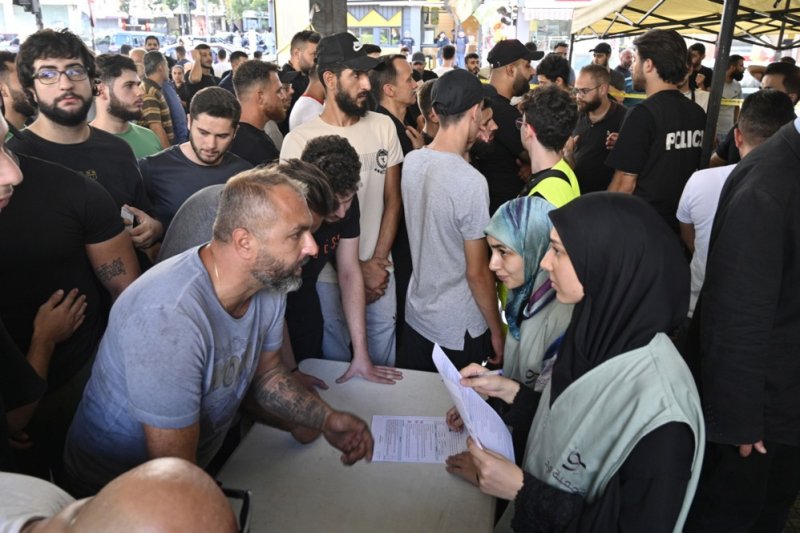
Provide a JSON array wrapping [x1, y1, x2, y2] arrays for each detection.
[[485, 196, 572, 389]]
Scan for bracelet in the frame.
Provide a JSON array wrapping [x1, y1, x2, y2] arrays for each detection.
[[290, 366, 299, 373]]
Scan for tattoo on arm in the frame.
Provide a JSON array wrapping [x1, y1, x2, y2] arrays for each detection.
[[253, 367, 327, 430], [95, 257, 127, 283]]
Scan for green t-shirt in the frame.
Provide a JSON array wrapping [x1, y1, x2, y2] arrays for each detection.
[[117, 123, 163, 159]]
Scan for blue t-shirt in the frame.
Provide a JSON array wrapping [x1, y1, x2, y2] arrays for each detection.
[[65, 246, 284, 493]]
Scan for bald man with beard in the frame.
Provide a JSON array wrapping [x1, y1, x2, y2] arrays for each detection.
[[1, 458, 237, 532]]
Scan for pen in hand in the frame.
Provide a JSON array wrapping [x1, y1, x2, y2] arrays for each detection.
[[470, 369, 503, 378]]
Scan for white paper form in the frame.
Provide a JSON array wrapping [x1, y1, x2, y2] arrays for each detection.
[[371, 416, 468, 463], [432, 345, 515, 462]]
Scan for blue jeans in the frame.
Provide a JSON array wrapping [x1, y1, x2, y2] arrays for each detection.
[[317, 272, 397, 366]]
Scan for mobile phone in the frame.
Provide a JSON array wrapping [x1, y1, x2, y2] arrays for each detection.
[[121, 206, 135, 226]]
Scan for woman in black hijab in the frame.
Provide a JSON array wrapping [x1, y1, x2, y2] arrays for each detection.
[[460, 193, 705, 532]]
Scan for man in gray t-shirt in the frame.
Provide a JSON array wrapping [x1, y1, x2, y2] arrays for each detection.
[[65, 167, 374, 495], [398, 70, 504, 371]]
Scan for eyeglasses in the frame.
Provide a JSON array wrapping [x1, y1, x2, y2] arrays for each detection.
[[33, 66, 88, 85], [221, 487, 252, 533], [571, 85, 602, 97], [515, 117, 527, 130]]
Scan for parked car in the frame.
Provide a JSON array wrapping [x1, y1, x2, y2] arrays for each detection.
[[94, 31, 166, 53], [162, 42, 240, 64]]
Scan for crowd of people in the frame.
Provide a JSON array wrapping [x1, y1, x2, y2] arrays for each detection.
[[0, 23, 799, 532]]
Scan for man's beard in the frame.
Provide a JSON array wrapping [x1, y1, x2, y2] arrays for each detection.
[[579, 97, 601, 114], [108, 91, 142, 122], [251, 248, 306, 293], [512, 73, 530, 97], [37, 92, 92, 127], [10, 90, 35, 118], [189, 133, 225, 165], [334, 86, 369, 118], [632, 64, 646, 92]]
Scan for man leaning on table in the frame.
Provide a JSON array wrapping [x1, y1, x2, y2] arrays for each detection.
[[64, 165, 374, 496]]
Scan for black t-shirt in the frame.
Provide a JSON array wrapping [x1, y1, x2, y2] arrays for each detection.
[[0, 154, 123, 391], [7, 127, 153, 216], [475, 93, 527, 215], [139, 145, 252, 230], [229, 122, 280, 167], [375, 105, 415, 156], [573, 101, 628, 194], [606, 90, 706, 231], [184, 74, 218, 104], [0, 318, 47, 469], [285, 199, 360, 360], [714, 125, 741, 164], [412, 70, 438, 82], [218, 73, 234, 94]]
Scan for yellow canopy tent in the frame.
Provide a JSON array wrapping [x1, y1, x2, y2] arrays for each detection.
[[569, 0, 799, 165], [572, 0, 800, 50]]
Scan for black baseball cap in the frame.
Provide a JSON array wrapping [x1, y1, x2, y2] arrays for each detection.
[[431, 69, 484, 116], [316, 32, 382, 71], [411, 52, 426, 65], [590, 42, 612, 55], [487, 39, 543, 68]]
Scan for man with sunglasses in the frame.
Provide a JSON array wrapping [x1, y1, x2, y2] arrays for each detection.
[[9, 29, 163, 265], [564, 64, 628, 194]]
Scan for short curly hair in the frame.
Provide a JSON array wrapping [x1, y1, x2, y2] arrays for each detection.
[[520, 85, 578, 152], [300, 135, 361, 196], [17, 29, 97, 99], [536, 53, 571, 85]]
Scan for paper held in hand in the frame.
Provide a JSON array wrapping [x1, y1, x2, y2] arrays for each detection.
[[432, 344, 515, 462]]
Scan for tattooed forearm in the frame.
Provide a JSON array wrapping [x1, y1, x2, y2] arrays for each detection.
[[250, 367, 328, 430], [95, 257, 126, 282]]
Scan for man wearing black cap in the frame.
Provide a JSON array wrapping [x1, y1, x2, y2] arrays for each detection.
[[281, 32, 404, 377], [410, 52, 438, 82], [590, 42, 626, 92], [477, 39, 538, 214], [398, 69, 503, 371]]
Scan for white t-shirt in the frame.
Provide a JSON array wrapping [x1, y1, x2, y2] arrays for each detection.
[[716, 80, 742, 136], [213, 61, 229, 79], [683, 89, 709, 113], [676, 164, 736, 317], [433, 65, 454, 77], [0, 473, 75, 533], [281, 111, 403, 283], [289, 95, 324, 131]]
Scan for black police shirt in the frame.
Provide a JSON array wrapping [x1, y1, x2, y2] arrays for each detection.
[[606, 90, 706, 230]]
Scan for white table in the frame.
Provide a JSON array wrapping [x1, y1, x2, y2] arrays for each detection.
[[217, 359, 495, 532]]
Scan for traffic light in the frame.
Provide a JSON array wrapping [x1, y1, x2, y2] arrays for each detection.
[[12, 0, 40, 14]]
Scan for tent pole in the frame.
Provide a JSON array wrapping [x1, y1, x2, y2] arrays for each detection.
[[701, 0, 739, 168], [569, 32, 575, 65]]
